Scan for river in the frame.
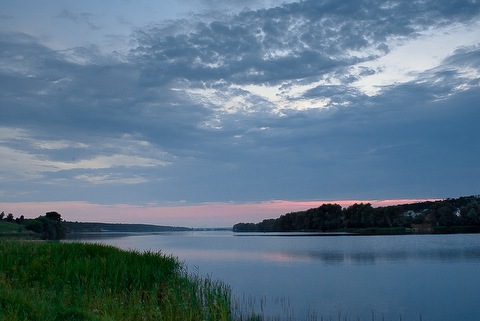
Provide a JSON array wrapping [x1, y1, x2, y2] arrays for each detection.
[[67, 231, 480, 321]]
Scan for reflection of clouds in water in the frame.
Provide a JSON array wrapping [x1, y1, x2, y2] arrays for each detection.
[[165, 249, 262, 261], [263, 234, 480, 265], [163, 246, 480, 266], [275, 247, 480, 265], [68, 232, 480, 266]]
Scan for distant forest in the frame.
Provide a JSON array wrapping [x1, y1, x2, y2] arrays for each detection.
[[233, 195, 480, 233], [0, 211, 191, 240], [63, 221, 191, 233], [0, 211, 66, 240]]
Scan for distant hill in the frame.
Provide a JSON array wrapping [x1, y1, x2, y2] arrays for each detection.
[[64, 221, 192, 234], [233, 195, 480, 234]]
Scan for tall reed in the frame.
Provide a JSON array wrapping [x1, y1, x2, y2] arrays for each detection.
[[0, 240, 232, 321]]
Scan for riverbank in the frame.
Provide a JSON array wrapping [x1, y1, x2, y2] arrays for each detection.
[[0, 240, 234, 321], [0, 221, 38, 239], [234, 226, 480, 236]]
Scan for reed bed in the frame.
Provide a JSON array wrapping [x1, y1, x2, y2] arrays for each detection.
[[0, 240, 232, 321]]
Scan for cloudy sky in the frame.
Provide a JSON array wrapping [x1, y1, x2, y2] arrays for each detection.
[[1, 0, 479, 227]]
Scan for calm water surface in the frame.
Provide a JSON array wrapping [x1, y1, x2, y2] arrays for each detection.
[[69, 232, 480, 321]]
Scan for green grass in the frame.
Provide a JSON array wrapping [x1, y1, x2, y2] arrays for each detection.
[[0, 222, 36, 239], [0, 221, 24, 233], [0, 240, 233, 321]]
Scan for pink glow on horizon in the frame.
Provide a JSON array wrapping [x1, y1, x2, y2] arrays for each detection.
[[0, 198, 440, 228]]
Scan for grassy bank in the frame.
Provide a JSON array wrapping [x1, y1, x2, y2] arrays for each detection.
[[0, 222, 37, 239], [0, 240, 233, 321], [0, 222, 20, 233]]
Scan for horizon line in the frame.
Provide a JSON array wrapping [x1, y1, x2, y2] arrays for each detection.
[[0, 197, 447, 228]]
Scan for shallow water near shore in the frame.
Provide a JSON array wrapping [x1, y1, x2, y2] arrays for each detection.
[[67, 231, 480, 320]]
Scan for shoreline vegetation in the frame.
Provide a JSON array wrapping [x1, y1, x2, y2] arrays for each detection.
[[233, 195, 480, 234], [0, 240, 236, 321], [0, 212, 193, 240]]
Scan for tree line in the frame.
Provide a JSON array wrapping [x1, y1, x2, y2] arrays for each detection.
[[233, 195, 480, 232], [0, 211, 66, 240]]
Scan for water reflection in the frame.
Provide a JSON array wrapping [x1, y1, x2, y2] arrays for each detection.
[[67, 232, 480, 265], [177, 235, 480, 265], [277, 247, 480, 264], [65, 231, 178, 240], [67, 232, 480, 321]]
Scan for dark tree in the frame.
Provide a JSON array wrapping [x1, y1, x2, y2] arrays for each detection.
[[344, 203, 375, 228], [437, 205, 458, 227], [25, 219, 43, 234], [233, 222, 258, 232], [15, 215, 25, 225], [232, 195, 480, 233], [25, 212, 66, 240], [460, 203, 480, 225], [46, 211, 62, 222]]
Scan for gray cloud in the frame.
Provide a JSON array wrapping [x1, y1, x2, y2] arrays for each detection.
[[132, 0, 480, 88], [0, 0, 479, 204], [57, 9, 103, 30]]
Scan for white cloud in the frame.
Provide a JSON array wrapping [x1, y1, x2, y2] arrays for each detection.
[[74, 173, 150, 185], [0, 144, 168, 180], [32, 140, 89, 150], [53, 154, 169, 171], [352, 21, 480, 95], [0, 127, 171, 182], [0, 145, 55, 180]]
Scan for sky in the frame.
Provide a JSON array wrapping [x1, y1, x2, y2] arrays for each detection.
[[1, 0, 479, 227]]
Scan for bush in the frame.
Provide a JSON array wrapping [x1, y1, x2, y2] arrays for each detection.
[[25, 212, 66, 240]]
